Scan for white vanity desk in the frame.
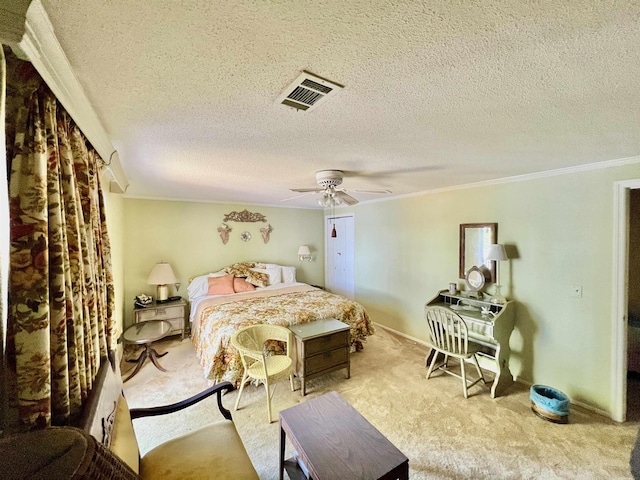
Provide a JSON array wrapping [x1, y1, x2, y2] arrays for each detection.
[[426, 290, 516, 398]]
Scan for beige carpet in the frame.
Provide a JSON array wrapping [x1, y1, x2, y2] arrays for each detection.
[[122, 327, 639, 479]]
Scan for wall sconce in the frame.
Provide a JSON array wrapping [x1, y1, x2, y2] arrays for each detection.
[[147, 261, 177, 302], [297, 245, 312, 262]]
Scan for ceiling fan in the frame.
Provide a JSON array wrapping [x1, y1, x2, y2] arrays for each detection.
[[285, 170, 391, 206]]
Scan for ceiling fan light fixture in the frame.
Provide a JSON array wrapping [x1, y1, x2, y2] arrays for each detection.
[[286, 169, 390, 207]]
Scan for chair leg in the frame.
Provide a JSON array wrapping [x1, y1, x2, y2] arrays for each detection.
[[460, 359, 468, 399], [289, 372, 295, 392], [234, 372, 249, 411], [426, 351, 439, 379], [472, 354, 486, 384], [264, 378, 275, 423]]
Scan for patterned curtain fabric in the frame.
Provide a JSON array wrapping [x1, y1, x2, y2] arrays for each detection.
[[3, 47, 115, 429]]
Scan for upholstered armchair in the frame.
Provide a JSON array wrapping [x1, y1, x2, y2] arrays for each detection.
[[0, 359, 259, 479]]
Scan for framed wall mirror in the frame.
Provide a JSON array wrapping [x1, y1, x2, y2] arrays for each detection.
[[459, 223, 497, 281]]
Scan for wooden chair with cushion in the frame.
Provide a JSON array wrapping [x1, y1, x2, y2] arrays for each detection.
[[425, 305, 487, 398], [80, 358, 259, 479], [231, 324, 295, 423]]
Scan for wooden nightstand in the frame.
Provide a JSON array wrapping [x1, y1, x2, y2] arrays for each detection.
[[133, 298, 188, 339], [289, 318, 350, 395]]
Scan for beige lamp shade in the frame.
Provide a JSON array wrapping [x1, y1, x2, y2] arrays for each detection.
[[297, 245, 312, 262], [485, 244, 508, 262], [147, 262, 177, 301]]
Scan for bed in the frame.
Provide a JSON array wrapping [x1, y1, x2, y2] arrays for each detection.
[[188, 263, 375, 385]]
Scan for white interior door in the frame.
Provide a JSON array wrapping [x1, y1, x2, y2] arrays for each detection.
[[613, 179, 640, 422], [325, 214, 354, 298]]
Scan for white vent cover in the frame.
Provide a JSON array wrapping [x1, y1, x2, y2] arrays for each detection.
[[277, 71, 344, 112]]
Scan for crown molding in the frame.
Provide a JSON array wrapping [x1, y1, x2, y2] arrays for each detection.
[[357, 154, 640, 206], [14, 0, 128, 193]]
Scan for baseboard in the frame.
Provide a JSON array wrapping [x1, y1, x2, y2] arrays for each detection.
[[373, 322, 429, 347], [374, 322, 613, 419]]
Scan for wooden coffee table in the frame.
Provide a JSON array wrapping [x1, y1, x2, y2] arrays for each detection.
[[279, 391, 409, 480]]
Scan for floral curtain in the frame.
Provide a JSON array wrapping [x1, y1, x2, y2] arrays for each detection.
[[3, 47, 114, 429]]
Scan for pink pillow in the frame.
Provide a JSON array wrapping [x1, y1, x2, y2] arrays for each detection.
[[207, 274, 235, 295], [233, 277, 256, 293]]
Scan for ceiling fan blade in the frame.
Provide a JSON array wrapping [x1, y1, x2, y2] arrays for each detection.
[[290, 187, 323, 193], [281, 191, 317, 202], [354, 189, 392, 194], [336, 190, 359, 205]]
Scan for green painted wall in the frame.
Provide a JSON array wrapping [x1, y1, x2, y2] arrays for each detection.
[[122, 200, 324, 326], [340, 162, 639, 415], [116, 161, 639, 416]]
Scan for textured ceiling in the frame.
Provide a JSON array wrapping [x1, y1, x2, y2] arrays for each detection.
[[40, 0, 640, 208]]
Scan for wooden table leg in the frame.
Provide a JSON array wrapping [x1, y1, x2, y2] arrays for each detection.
[[124, 343, 169, 382], [490, 345, 514, 398], [279, 424, 286, 480], [148, 347, 168, 372]]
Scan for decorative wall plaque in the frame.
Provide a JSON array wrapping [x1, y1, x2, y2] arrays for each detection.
[[260, 224, 273, 244], [223, 209, 267, 223], [240, 231, 252, 242], [218, 223, 232, 245]]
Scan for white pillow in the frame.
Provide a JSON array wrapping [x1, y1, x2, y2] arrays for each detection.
[[250, 267, 282, 286], [281, 266, 296, 284], [187, 276, 208, 299], [187, 271, 226, 299]]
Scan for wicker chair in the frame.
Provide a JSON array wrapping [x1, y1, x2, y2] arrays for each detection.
[[231, 324, 296, 422], [425, 306, 486, 398], [0, 426, 139, 480]]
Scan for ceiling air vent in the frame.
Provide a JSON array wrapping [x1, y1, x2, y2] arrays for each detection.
[[277, 71, 344, 112]]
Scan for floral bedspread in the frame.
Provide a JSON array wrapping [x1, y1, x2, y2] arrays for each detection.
[[191, 285, 375, 384]]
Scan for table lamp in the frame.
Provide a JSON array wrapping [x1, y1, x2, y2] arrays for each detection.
[[485, 244, 509, 304], [147, 262, 177, 302]]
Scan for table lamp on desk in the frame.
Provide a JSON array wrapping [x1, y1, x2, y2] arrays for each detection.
[[147, 261, 177, 302], [485, 244, 509, 304]]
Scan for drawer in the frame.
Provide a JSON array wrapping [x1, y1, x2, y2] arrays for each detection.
[[136, 305, 184, 322], [164, 317, 184, 333], [466, 319, 493, 338], [305, 347, 348, 375], [305, 331, 348, 356]]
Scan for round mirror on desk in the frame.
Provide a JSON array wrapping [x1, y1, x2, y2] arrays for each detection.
[[465, 265, 486, 296]]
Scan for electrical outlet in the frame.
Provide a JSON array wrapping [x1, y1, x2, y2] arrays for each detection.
[[571, 285, 583, 298]]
